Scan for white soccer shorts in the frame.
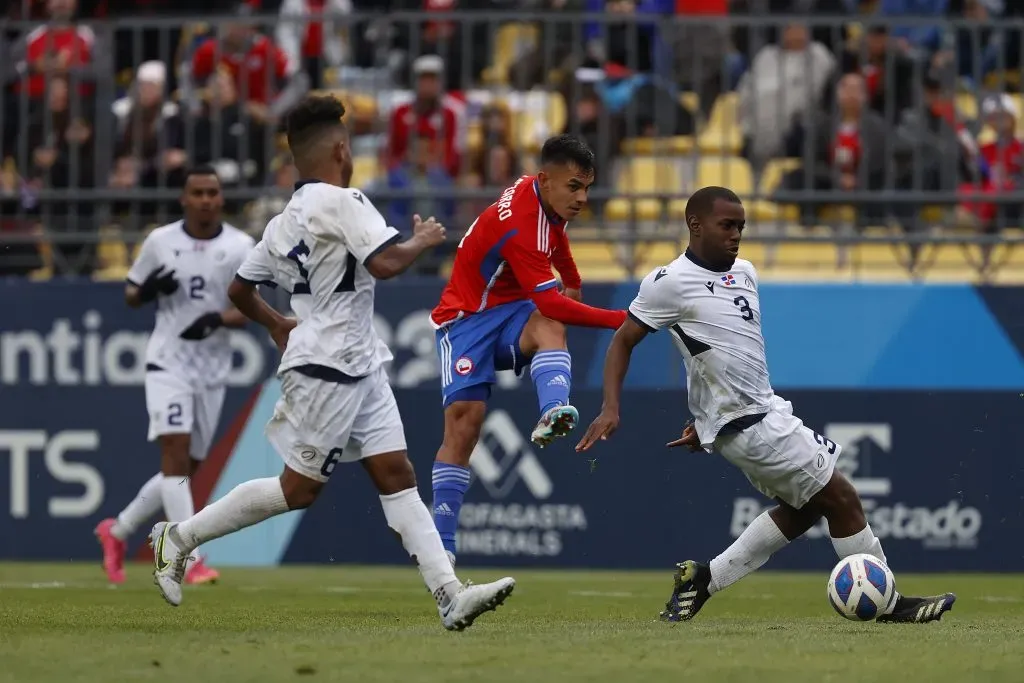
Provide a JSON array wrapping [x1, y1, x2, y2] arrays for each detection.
[[144, 370, 226, 461], [265, 365, 408, 483], [714, 395, 841, 509]]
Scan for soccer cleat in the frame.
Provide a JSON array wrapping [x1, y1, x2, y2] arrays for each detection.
[[149, 521, 190, 607], [439, 577, 516, 631], [530, 404, 579, 447], [94, 518, 126, 585], [659, 560, 713, 622], [876, 593, 956, 623], [185, 557, 220, 585]]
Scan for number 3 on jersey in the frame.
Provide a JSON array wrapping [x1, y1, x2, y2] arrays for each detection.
[[733, 295, 754, 322], [287, 239, 358, 293]]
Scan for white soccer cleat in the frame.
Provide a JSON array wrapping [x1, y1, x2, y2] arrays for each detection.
[[149, 521, 190, 607], [439, 577, 516, 631], [530, 405, 579, 447]]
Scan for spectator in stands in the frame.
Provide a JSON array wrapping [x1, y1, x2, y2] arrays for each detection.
[[739, 22, 835, 170], [385, 55, 465, 179], [246, 153, 299, 238], [879, 0, 949, 58], [110, 61, 186, 193], [893, 72, 980, 219], [780, 72, 891, 224], [841, 25, 916, 125], [384, 136, 456, 230], [958, 94, 1022, 231], [464, 103, 520, 216], [276, 0, 353, 89], [182, 2, 310, 126], [170, 67, 269, 201], [25, 76, 96, 275]]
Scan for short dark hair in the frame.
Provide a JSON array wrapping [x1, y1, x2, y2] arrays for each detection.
[[286, 95, 347, 159], [184, 164, 220, 181], [684, 186, 742, 224], [540, 134, 595, 175]]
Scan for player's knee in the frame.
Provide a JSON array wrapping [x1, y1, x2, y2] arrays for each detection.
[[814, 471, 865, 525], [524, 313, 566, 351], [159, 435, 192, 476], [440, 401, 486, 464], [363, 452, 417, 495], [279, 468, 323, 510]]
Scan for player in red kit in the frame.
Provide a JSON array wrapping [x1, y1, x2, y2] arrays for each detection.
[[429, 134, 627, 564]]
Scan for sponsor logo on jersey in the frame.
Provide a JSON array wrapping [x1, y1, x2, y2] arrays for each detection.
[[459, 410, 587, 558], [729, 422, 982, 550], [455, 356, 474, 376]]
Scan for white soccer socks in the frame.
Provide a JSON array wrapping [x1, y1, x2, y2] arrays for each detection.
[[175, 477, 289, 552], [708, 511, 789, 594], [161, 475, 200, 559], [380, 487, 462, 606], [112, 473, 164, 540], [830, 524, 888, 566]]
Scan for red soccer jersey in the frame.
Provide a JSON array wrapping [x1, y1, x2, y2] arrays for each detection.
[[16, 25, 95, 98], [432, 175, 626, 331], [192, 35, 293, 104]]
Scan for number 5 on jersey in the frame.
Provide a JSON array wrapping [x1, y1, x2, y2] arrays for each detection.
[[287, 239, 357, 292]]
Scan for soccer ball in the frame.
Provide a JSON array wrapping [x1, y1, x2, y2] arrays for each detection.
[[827, 553, 895, 621]]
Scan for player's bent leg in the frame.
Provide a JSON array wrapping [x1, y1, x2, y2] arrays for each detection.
[[517, 311, 577, 447], [96, 472, 166, 584], [432, 399, 486, 563], [364, 450, 515, 631], [149, 465, 310, 607], [811, 470, 956, 623]]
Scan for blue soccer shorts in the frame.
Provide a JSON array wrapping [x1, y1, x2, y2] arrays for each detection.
[[435, 299, 536, 406]]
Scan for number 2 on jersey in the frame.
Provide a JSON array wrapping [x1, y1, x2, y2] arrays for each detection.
[[287, 239, 358, 293]]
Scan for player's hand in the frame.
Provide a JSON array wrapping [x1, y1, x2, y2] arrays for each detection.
[[269, 317, 297, 354], [138, 265, 179, 303], [412, 214, 447, 247], [575, 409, 619, 452], [180, 312, 224, 340], [563, 287, 582, 302], [666, 419, 702, 452]]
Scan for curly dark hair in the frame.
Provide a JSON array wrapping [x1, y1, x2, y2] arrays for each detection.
[[286, 94, 347, 159]]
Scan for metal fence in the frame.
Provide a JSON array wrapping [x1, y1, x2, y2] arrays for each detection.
[[3, 11, 1024, 280]]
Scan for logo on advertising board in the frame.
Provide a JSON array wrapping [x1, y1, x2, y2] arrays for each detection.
[[458, 411, 586, 557], [730, 423, 982, 549]]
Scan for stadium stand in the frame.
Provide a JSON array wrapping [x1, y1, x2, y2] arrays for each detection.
[[3, 0, 1024, 283]]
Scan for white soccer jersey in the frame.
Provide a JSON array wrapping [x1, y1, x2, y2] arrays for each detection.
[[628, 251, 774, 447], [237, 180, 399, 378], [127, 221, 255, 386]]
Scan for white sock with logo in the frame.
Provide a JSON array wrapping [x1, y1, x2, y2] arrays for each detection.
[[830, 524, 899, 614], [380, 487, 462, 607], [175, 477, 289, 553], [708, 511, 789, 594], [112, 473, 164, 540]]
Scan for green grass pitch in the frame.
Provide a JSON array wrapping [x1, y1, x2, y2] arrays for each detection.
[[2, 562, 1023, 683]]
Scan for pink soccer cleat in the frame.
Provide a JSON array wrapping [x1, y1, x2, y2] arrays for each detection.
[[185, 557, 220, 585], [94, 518, 126, 584]]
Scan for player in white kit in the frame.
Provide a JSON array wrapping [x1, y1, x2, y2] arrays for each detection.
[[95, 167, 255, 586], [148, 95, 515, 631], [576, 186, 955, 624]]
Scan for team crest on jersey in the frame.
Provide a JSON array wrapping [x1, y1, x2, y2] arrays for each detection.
[[721, 274, 736, 286], [455, 356, 474, 376]]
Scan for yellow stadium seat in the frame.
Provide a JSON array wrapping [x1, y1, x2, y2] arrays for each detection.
[[96, 226, 129, 272], [633, 242, 684, 273], [697, 93, 742, 155], [351, 156, 381, 185], [511, 93, 568, 152], [759, 158, 802, 195], [570, 241, 629, 282], [848, 243, 914, 281], [482, 23, 539, 85], [605, 157, 683, 222], [679, 91, 700, 114], [956, 93, 978, 122], [759, 242, 851, 281], [621, 136, 695, 156], [696, 157, 787, 222]]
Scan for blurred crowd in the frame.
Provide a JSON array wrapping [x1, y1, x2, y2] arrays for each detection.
[[2, 0, 1024, 278]]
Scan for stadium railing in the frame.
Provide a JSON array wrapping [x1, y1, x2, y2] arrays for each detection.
[[2, 11, 1024, 283]]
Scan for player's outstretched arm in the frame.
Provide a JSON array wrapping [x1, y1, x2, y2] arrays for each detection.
[[228, 276, 296, 353], [575, 316, 649, 452], [365, 214, 446, 280]]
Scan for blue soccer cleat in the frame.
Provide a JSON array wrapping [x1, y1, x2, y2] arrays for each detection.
[[660, 560, 713, 622]]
